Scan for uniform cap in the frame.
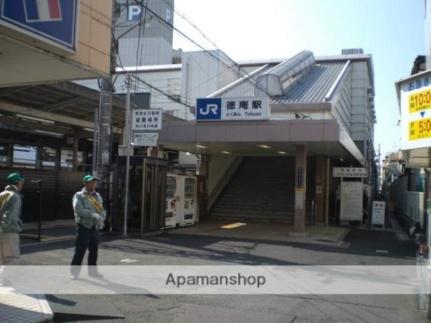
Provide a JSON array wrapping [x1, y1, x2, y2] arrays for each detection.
[[83, 175, 98, 183], [7, 173, 24, 184]]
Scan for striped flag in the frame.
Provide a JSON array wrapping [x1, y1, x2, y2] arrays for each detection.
[[24, 0, 62, 22]]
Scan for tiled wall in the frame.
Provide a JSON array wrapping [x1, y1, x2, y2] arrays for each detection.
[[72, 0, 113, 76]]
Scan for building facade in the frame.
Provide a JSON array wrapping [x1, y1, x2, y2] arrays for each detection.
[[115, 0, 175, 67]]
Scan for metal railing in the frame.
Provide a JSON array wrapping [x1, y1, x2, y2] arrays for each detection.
[[207, 157, 244, 211]]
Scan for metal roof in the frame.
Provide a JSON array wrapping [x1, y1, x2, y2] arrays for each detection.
[[217, 64, 277, 97], [217, 60, 346, 104], [0, 81, 183, 140], [0, 82, 126, 128], [273, 62, 345, 104]]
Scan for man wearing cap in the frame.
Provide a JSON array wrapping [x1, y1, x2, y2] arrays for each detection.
[[71, 175, 106, 278], [0, 173, 24, 265]]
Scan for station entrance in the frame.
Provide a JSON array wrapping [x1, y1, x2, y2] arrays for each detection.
[[158, 116, 369, 231], [209, 156, 317, 224]]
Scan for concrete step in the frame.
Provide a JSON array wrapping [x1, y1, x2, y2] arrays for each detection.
[[211, 156, 296, 221]]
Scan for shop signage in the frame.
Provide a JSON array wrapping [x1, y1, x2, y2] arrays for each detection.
[[399, 72, 431, 150], [196, 97, 270, 121], [333, 167, 367, 178], [0, 0, 78, 52]]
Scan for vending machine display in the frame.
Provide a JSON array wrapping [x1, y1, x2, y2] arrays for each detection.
[[165, 174, 178, 229], [178, 176, 197, 227]]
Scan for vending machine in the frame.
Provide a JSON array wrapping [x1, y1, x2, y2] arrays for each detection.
[[165, 174, 178, 229], [177, 175, 197, 227]]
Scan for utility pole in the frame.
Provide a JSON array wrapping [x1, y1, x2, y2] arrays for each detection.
[[94, 1, 118, 210], [96, 78, 112, 186], [123, 73, 132, 236]]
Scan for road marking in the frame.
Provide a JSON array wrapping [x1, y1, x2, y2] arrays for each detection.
[[220, 222, 247, 229], [120, 258, 138, 263], [375, 250, 389, 254]]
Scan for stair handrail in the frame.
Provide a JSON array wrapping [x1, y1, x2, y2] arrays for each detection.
[[208, 157, 244, 211]]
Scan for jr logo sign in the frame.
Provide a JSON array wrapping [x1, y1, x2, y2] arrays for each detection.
[[196, 98, 222, 120]]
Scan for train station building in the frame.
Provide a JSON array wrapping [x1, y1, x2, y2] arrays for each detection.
[[160, 50, 377, 230], [0, 1, 377, 233]]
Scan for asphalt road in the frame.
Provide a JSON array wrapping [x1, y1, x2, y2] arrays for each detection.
[[19, 224, 427, 323]]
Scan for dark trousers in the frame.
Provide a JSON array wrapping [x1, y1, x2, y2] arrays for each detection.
[[71, 224, 98, 275]]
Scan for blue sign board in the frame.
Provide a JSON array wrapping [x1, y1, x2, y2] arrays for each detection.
[[196, 97, 270, 121], [196, 98, 222, 121], [0, 0, 77, 52]]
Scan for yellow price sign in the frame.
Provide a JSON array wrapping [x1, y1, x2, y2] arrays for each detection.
[[409, 117, 431, 140], [409, 89, 431, 113]]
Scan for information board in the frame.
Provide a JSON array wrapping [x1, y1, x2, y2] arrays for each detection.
[[132, 109, 162, 131], [133, 132, 159, 147], [340, 181, 363, 221], [372, 201, 385, 226]]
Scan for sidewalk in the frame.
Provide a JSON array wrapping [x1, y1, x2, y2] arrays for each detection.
[[0, 221, 73, 322], [0, 286, 53, 322], [170, 220, 350, 246]]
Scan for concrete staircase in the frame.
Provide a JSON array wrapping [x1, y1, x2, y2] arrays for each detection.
[[211, 157, 296, 222]]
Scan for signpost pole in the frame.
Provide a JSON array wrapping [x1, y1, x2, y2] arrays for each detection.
[[123, 74, 132, 237]]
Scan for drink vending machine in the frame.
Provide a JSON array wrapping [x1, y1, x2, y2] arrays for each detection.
[[165, 174, 179, 229], [177, 175, 197, 227]]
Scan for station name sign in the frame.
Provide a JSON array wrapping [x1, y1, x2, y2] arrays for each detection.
[[0, 0, 78, 52], [196, 97, 270, 121], [333, 167, 367, 178]]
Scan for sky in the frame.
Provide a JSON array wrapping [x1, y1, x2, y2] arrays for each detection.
[[172, 0, 426, 158]]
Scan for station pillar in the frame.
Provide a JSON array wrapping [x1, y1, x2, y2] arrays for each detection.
[[315, 156, 326, 224], [197, 154, 209, 221], [294, 145, 307, 232]]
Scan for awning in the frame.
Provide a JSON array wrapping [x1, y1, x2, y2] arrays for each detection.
[[159, 119, 365, 164]]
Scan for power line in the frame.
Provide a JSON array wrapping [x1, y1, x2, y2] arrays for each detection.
[[116, 50, 194, 111], [134, 0, 148, 93], [134, 0, 273, 97], [159, 0, 246, 78], [132, 74, 194, 110], [159, 0, 221, 51], [113, 1, 273, 112]]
